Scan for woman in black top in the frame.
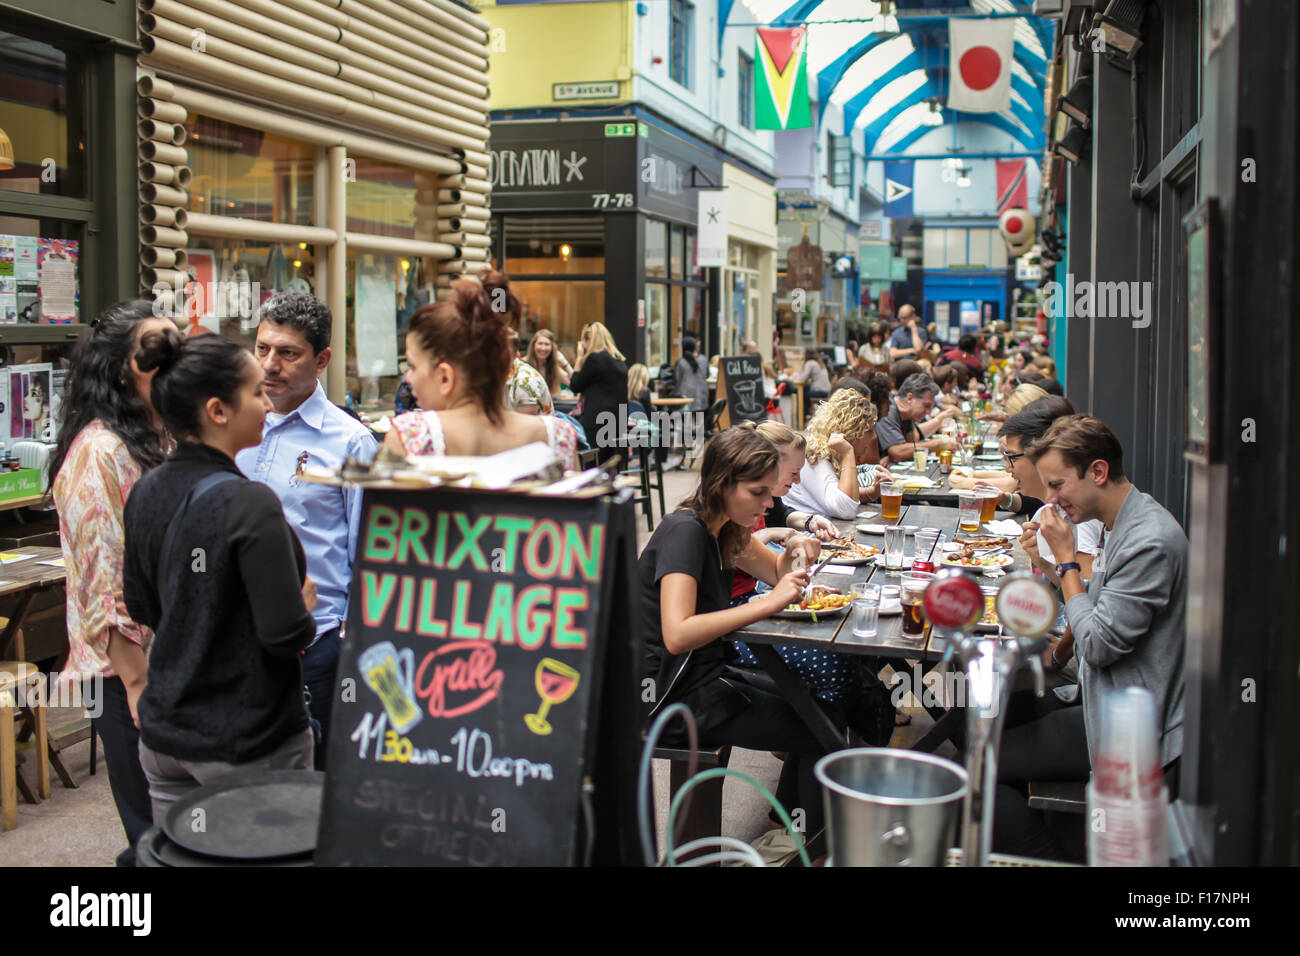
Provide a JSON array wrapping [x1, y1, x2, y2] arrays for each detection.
[[570, 321, 628, 464], [640, 426, 835, 860], [123, 330, 317, 819]]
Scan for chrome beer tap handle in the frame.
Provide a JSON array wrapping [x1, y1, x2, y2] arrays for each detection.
[[1028, 652, 1046, 698]]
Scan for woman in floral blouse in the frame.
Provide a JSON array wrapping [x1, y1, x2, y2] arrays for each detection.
[[49, 300, 173, 866]]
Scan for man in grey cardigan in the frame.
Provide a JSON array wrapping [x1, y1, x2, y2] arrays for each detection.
[[1031, 414, 1186, 775], [992, 415, 1185, 859]]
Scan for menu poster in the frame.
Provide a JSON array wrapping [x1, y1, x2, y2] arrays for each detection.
[[355, 266, 399, 378], [38, 239, 79, 324], [317, 488, 613, 866], [9, 363, 54, 441], [718, 353, 767, 427]]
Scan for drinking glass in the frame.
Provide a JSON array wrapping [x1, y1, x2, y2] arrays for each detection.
[[912, 529, 944, 573], [850, 583, 881, 638], [900, 571, 934, 639], [957, 491, 981, 534], [883, 526, 907, 570], [879, 480, 903, 521], [975, 483, 1000, 523], [913, 448, 928, 472]]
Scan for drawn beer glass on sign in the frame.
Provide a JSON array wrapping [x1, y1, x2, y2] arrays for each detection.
[[524, 658, 581, 736], [731, 378, 763, 416], [359, 640, 422, 735]]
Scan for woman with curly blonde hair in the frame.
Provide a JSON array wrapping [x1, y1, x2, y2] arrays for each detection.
[[784, 390, 894, 519]]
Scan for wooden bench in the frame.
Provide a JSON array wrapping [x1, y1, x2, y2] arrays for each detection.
[[653, 744, 732, 860], [1027, 780, 1087, 815]]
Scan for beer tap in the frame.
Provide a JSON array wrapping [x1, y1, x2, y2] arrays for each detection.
[[924, 570, 1059, 867]]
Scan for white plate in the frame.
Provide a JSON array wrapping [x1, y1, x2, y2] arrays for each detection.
[[826, 549, 880, 565], [857, 523, 886, 534], [939, 553, 1015, 570], [876, 601, 903, 616], [750, 593, 851, 620], [872, 554, 913, 571]]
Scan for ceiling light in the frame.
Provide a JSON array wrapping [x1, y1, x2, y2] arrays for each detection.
[[1054, 124, 1091, 164], [1057, 74, 1092, 129], [1091, 0, 1145, 59]]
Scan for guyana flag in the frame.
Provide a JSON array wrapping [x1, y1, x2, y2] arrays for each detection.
[[755, 26, 811, 130]]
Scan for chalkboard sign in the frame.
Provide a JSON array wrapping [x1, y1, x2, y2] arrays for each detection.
[[316, 487, 627, 866], [718, 353, 767, 428]]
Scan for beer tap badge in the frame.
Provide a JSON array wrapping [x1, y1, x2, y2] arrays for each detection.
[[994, 572, 1059, 636], [922, 569, 985, 630]]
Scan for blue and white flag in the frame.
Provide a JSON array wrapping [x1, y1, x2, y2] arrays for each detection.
[[884, 161, 914, 218]]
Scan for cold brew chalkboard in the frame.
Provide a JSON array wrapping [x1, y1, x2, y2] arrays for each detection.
[[718, 354, 766, 427], [316, 487, 612, 866]]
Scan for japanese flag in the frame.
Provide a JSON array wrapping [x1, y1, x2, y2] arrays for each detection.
[[947, 18, 1015, 114]]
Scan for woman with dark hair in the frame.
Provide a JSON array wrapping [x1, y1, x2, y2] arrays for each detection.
[[385, 271, 577, 466], [50, 300, 174, 865], [123, 330, 318, 819], [794, 348, 831, 399], [857, 322, 889, 368], [673, 335, 709, 414], [639, 426, 833, 861]]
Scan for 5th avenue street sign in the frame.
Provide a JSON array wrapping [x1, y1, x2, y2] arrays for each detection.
[[554, 82, 621, 101]]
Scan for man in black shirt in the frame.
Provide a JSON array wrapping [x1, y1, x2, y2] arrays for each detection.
[[875, 373, 960, 462]]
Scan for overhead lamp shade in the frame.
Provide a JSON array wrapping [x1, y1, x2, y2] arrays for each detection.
[[0, 127, 13, 171], [1054, 125, 1091, 165], [1058, 74, 1093, 129], [1094, 0, 1146, 58]]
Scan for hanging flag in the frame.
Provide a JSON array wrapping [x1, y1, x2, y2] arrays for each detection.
[[947, 18, 1015, 113], [755, 27, 811, 130], [883, 161, 914, 218], [996, 159, 1028, 214]]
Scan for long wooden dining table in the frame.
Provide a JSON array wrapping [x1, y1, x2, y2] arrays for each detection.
[[722, 448, 1033, 754]]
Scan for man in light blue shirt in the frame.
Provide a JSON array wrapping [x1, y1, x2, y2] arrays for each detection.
[[236, 293, 378, 768]]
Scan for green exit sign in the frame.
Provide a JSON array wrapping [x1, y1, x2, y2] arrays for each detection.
[[604, 122, 636, 138]]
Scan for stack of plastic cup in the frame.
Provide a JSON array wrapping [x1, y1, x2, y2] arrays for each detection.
[[1087, 687, 1169, 866]]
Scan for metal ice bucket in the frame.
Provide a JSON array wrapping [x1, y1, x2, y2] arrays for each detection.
[[815, 749, 968, 866]]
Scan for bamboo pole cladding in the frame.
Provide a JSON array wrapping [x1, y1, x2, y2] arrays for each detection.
[[167, 83, 462, 175], [139, 97, 188, 124], [139, 17, 489, 146], [154, 0, 489, 125], [186, 212, 339, 245], [140, 139, 189, 166], [140, 224, 189, 248], [140, 35, 486, 154], [137, 74, 191, 297], [138, 118, 182, 143], [140, 204, 189, 229]]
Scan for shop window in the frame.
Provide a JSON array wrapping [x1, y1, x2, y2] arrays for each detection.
[[178, 238, 319, 346], [504, 215, 604, 275], [645, 283, 667, 369], [670, 226, 683, 278], [645, 219, 666, 278], [509, 279, 604, 361], [737, 52, 754, 131], [670, 0, 694, 91], [0, 29, 84, 198], [189, 116, 314, 224], [0, 215, 81, 323], [683, 286, 702, 345], [685, 229, 702, 279], [348, 156, 417, 238]]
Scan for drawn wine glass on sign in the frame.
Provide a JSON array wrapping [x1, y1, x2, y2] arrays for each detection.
[[524, 658, 581, 736], [359, 641, 422, 735]]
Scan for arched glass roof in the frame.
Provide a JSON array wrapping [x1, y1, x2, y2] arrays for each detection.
[[731, 0, 1051, 155]]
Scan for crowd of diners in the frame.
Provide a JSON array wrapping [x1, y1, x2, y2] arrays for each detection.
[[52, 276, 1182, 867]]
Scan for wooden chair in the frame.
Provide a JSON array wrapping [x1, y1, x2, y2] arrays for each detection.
[[1, 661, 49, 831], [653, 744, 733, 862]]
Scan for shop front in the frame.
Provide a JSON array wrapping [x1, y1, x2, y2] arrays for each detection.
[[489, 113, 772, 369]]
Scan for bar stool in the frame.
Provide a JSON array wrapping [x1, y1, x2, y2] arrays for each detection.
[[1, 661, 50, 831]]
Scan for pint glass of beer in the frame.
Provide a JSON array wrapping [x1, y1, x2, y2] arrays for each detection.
[[975, 484, 1000, 523], [879, 480, 903, 521]]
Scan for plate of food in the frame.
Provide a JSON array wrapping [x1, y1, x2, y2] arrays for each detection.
[[939, 551, 1014, 571], [822, 538, 881, 564], [754, 587, 852, 620], [954, 535, 1012, 549], [975, 592, 1001, 632]]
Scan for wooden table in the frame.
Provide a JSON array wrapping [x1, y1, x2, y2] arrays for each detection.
[[724, 494, 1030, 753], [650, 396, 695, 407], [0, 547, 68, 661]]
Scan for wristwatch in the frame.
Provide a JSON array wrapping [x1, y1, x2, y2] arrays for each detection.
[[1056, 561, 1081, 578]]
